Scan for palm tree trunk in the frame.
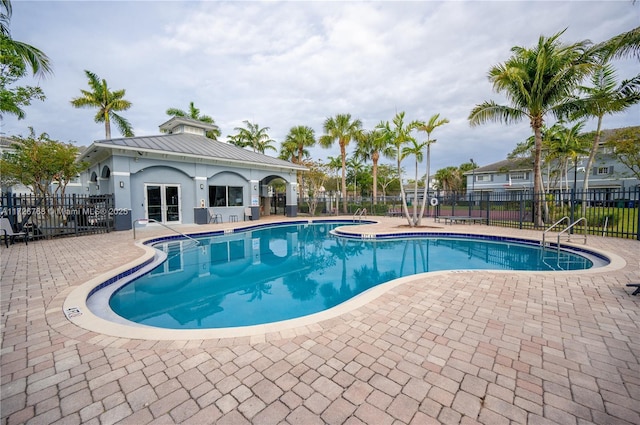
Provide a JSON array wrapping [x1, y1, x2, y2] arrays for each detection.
[[533, 123, 544, 227], [417, 143, 431, 226], [104, 117, 111, 140], [372, 152, 379, 206], [413, 159, 420, 225], [398, 157, 412, 227], [340, 141, 347, 214], [582, 116, 603, 217]]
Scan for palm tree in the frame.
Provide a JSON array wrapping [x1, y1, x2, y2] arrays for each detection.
[[165, 101, 220, 139], [319, 114, 363, 214], [468, 30, 593, 226], [376, 112, 422, 226], [593, 26, 640, 62], [434, 166, 462, 193], [1, 0, 52, 78], [70, 70, 134, 139], [326, 155, 342, 213], [346, 155, 364, 200], [354, 129, 392, 206], [228, 120, 276, 154], [281, 125, 316, 192], [565, 63, 640, 199], [546, 122, 589, 195], [402, 138, 427, 222], [282, 125, 315, 165], [416, 113, 449, 225]]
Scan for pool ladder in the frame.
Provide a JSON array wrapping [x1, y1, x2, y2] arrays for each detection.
[[542, 216, 587, 252], [133, 218, 201, 245], [353, 208, 367, 222]]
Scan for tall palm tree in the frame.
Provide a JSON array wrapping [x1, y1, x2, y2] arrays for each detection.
[[416, 113, 449, 225], [319, 114, 363, 214], [376, 112, 421, 226], [165, 101, 220, 139], [1, 0, 52, 78], [565, 63, 640, 198], [402, 138, 427, 222], [468, 30, 593, 226], [228, 120, 276, 154], [70, 70, 134, 139], [282, 125, 316, 165], [354, 129, 392, 206], [281, 125, 316, 191]]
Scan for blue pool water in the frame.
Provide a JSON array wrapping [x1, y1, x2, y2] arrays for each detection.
[[108, 222, 596, 329]]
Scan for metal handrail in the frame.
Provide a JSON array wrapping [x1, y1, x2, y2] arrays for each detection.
[[133, 218, 200, 245], [556, 217, 587, 251], [542, 216, 569, 247], [353, 208, 367, 222]]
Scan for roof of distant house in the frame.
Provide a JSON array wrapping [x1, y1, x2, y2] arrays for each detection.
[[465, 158, 533, 175]]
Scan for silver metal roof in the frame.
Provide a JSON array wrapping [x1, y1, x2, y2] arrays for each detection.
[[80, 133, 306, 171]]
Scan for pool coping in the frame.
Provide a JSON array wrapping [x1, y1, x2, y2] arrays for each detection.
[[62, 219, 627, 341]]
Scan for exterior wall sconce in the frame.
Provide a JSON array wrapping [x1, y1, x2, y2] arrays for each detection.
[[253, 185, 257, 190], [119, 181, 125, 188], [96, 184, 100, 190], [200, 183, 204, 189]]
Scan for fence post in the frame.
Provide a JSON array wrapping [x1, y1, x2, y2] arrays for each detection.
[[636, 187, 640, 241], [519, 192, 524, 229], [73, 193, 78, 236], [485, 192, 490, 225], [569, 188, 576, 234]]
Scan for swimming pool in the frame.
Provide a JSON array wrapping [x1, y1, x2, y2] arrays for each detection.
[[96, 221, 603, 330]]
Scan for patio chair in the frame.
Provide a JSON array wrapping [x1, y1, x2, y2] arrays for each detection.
[[627, 283, 640, 296], [1, 217, 28, 248]]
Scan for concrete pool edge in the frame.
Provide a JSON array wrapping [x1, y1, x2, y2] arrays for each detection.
[[61, 220, 627, 341]]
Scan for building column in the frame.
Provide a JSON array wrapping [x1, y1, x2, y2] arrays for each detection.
[[285, 182, 298, 217], [249, 180, 260, 219], [112, 171, 132, 230]]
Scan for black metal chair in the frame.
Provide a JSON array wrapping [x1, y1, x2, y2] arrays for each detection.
[[1, 218, 28, 248]]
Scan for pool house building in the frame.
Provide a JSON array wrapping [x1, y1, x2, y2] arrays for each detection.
[[77, 117, 307, 230]]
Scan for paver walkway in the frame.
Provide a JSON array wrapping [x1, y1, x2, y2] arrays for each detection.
[[1, 217, 639, 424]]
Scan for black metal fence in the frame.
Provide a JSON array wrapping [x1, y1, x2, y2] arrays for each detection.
[[1, 192, 114, 240], [300, 186, 640, 240]]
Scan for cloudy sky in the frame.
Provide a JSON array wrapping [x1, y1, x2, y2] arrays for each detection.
[[3, 0, 639, 175]]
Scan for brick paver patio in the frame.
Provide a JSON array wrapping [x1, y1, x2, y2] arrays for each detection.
[[1, 217, 639, 424]]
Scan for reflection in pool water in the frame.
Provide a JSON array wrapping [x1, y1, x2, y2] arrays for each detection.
[[108, 223, 594, 329]]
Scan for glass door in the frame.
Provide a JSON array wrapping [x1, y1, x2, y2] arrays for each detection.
[[145, 184, 181, 223], [165, 186, 180, 222], [146, 185, 163, 222]]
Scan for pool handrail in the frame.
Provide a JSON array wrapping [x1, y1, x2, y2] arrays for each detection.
[[542, 216, 569, 247], [133, 218, 200, 245], [353, 208, 367, 222]]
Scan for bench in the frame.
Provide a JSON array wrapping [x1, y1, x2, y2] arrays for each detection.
[[386, 209, 403, 217], [435, 216, 484, 225]]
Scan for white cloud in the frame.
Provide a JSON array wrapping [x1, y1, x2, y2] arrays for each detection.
[[4, 0, 639, 176]]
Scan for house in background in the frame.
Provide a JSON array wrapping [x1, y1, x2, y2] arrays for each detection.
[[77, 117, 306, 230], [465, 127, 640, 204]]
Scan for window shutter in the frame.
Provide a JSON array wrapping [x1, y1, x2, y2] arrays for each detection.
[[593, 167, 598, 176], [609, 166, 614, 174]]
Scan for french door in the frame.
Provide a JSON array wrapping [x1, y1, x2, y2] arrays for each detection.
[[145, 184, 181, 223]]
